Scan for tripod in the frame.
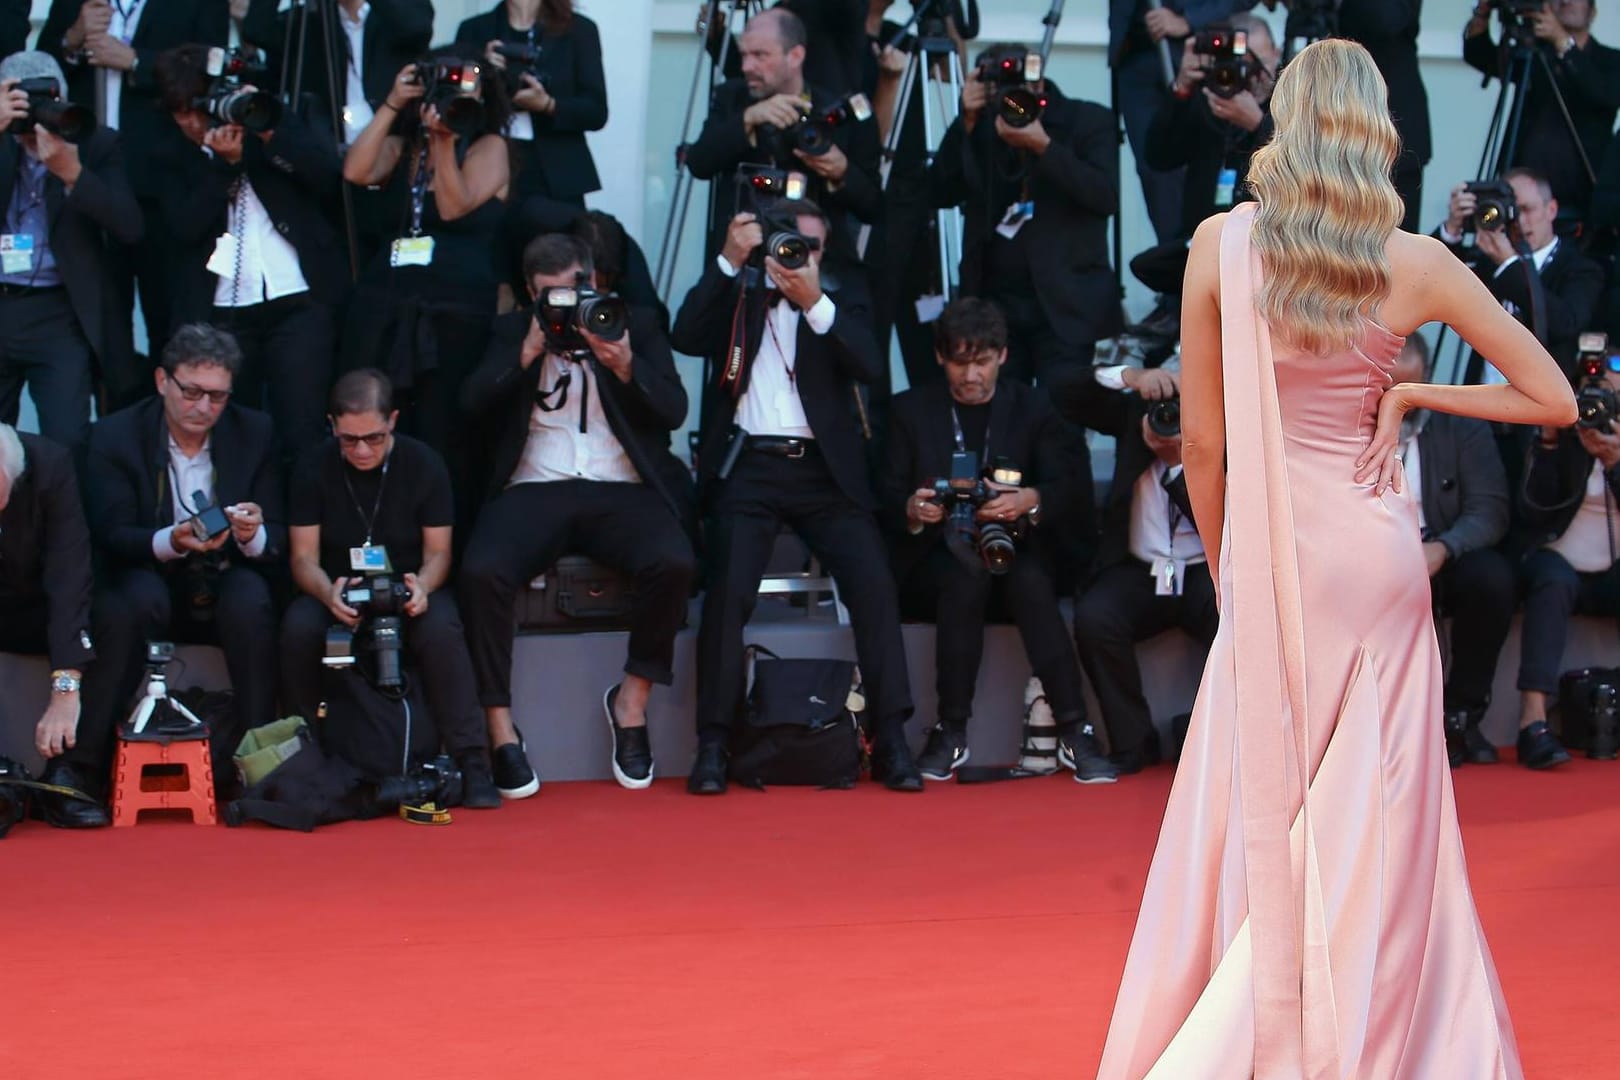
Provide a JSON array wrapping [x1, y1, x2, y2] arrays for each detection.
[[127, 660, 204, 736], [278, 0, 363, 281]]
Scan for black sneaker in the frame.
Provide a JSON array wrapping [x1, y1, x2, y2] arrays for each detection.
[[687, 740, 729, 795], [491, 728, 540, 799], [1059, 725, 1119, 785], [605, 684, 654, 790], [915, 724, 970, 781], [1462, 723, 1499, 764], [457, 751, 502, 809], [1516, 720, 1571, 770], [870, 737, 924, 792]]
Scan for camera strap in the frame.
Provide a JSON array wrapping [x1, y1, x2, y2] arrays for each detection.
[[341, 451, 391, 546], [720, 283, 751, 397], [407, 140, 430, 238], [949, 405, 990, 469]]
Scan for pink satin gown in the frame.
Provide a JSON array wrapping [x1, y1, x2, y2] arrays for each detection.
[[1096, 203, 1523, 1080]]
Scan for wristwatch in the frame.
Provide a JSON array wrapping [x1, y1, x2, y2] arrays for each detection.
[[50, 670, 82, 695]]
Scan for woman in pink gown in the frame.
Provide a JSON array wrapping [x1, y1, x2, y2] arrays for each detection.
[[1096, 40, 1577, 1080]]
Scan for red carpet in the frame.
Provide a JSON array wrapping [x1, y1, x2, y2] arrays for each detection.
[[5, 759, 1618, 1079]]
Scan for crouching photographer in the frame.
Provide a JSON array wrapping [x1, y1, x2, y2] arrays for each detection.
[[881, 298, 1115, 784], [279, 369, 500, 809]]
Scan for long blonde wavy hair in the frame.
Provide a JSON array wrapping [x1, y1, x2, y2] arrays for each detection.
[[1246, 38, 1404, 355]]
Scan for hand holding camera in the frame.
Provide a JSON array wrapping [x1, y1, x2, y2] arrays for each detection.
[[1444, 182, 1479, 237], [792, 142, 849, 183], [975, 483, 1036, 524], [1576, 422, 1620, 468], [1122, 365, 1180, 401], [327, 575, 362, 628], [385, 63, 429, 112], [1473, 218, 1519, 266], [0, 80, 27, 133], [907, 486, 946, 528], [584, 324, 635, 383], [204, 123, 246, 164], [32, 127, 83, 186], [764, 244, 823, 312], [403, 572, 429, 618], [994, 114, 1050, 153], [1174, 41, 1208, 96], [1203, 87, 1264, 133], [721, 211, 765, 273], [960, 71, 990, 131], [1530, 2, 1566, 46], [744, 93, 807, 139], [1141, 415, 1184, 466]]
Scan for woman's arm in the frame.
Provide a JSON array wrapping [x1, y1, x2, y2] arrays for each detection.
[[427, 130, 509, 221], [1179, 214, 1229, 579], [342, 65, 418, 186]]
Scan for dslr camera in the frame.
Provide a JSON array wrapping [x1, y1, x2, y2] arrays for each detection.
[[929, 451, 1025, 575], [196, 47, 282, 132], [1147, 396, 1181, 438], [410, 58, 484, 138], [1464, 179, 1517, 234], [758, 92, 872, 163], [324, 571, 412, 692], [536, 277, 629, 359], [976, 48, 1046, 128], [12, 77, 95, 142], [734, 165, 821, 274], [1574, 332, 1617, 431], [494, 41, 542, 93], [1194, 26, 1254, 100]]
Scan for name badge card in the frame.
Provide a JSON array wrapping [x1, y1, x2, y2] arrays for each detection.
[[0, 234, 35, 275], [349, 545, 392, 572], [390, 236, 436, 268]]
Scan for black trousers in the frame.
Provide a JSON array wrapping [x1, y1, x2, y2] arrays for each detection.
[[897, 540, 1087, 726], [998, 298, 1092, 389], [869, 190, 941, 397], [1431, 546, 1516, 713], [279, 591, 487, 756], [1517, 548, 1620, 694], [460, 481, 696, 706], [95, 564, 279, 755], [1073, 557, 1219, 756], [211, 294, 336, 460], [696, 447, 913, 742], [1393, 150, 1425, 235], [126, 196, 172, 401], [0, 595, 122, 776], [1116, 48, 1185, 246], [0, 289, 95, 455]]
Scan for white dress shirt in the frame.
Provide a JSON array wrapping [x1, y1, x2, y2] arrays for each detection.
[[1128, 461, 1205, 566], [101, 0, 147, 130], [212, 177, 311, 307], [1548, 460, 1619, 573], [508, 353, 642, 486], [153, 433, 268, 560], [715, 254, 835, 438], [339, 2, 374, 144]]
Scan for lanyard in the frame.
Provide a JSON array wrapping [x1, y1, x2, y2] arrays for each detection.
[[407, 141, 430, 237], [341, 451, 391, 545], [763, 301, 798, 388], [949, 405, 990, 469], [535, 356, 590, 434], [110, 0, 144, 42]]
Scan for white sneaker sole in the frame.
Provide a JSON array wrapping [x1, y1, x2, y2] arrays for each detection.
[[498, 775, 540, 800], [919, 747, 970, 782], [606, 685, 654, 790], [1073, 772, 1119, 785]]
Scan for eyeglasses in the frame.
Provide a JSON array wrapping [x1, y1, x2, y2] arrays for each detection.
[[167, 375, 232, 405], [335, 431, 390, 449]]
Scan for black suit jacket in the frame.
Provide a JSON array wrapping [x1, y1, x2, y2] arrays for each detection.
[[1517, 428, 1620, 551], [462, 305, 697, 538], [1, 0, 29, 57], [1338, 0, 1432, 167], [454, 7, 607, 200], [38, 0, 229, 198], [0, 433, 96, 670], [157, 114, 346, 324], [1414, 412, 1510, 558], [930, 83, 1123, 347], [1107, 0, 1236, 67], [86, 397, 287, 572], [0, 130, 142, 379], [878, 379, 1093, 580], [670, 259, 882, 510], [1144, 92, 1269, 238]]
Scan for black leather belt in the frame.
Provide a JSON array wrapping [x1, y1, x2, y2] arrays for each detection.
[[747, 435, 818, 459], [0, 282, 64, 298]]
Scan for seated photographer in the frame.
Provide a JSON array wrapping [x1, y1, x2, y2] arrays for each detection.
[[154, 44, 345, 459], [460, 234, 696, 796], [685, 7, 881, 265], [930, 42, 1120, 387], [0, 424, 115, 826], [86, 324, 283, 768], [456, 0, 606, 207], [1388, 335, 1517, 767], [881, 299, 1115, 784], [1060, 363, 1215, 772], [671, 204, 921, 795], [1463, 0, 1620, 216], [280, 369, 501, 808], [503, 199, 669, 331], [0, 51, 142, 456]]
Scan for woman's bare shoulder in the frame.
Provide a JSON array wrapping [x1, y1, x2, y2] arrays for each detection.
[[1382, 230, 1459, 333]]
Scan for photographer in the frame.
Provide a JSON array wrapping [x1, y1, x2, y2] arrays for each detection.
[[456, 0, 606, 207], [685, 7, 882, 264], [38, 0, 229, 398], [280, 369, 501, 808], [86, 324, 283, 768], [705, 0, 871, 99], [0, 51, 142, 456], [460, 234, 696, 796], [154, 44, 345, 459], [1463, 0, 1620, 217], [0, 424, 115, 826], [671, 204, 921, 795], [880, 299, 1115, 784], [502, 199, 669, 331], [930, 42, 1120, 387]]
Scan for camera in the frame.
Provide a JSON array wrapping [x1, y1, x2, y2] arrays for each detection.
[[14, 77, 95, 142], [375, 753, 465, 814], [185, 491, 231, 542], [1575, 332, 1617, 431], [410, 58, 484, 139], [1194, 26, 1254, 100], [493, 41, 542, 92], [1486, 0, 1543, 47], [1464, 179, 1517, 234], [976, 49, 1046, 128], [758, 92, 873, 162], [1557, 667, 1620, 760], [733, 165, 820, 273], [929, 451, 1024, 575], [196, 47, 282, 132], [1147, 397, 1182, 438], [536, 278, 629, 358], [325, 572, 412, 691]]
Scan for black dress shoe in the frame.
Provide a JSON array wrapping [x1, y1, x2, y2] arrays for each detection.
[[456, 750, 503, 809], [870, 739, 924, 793], [1517, 720, 1571, 770], [1443, 709, 1468, 768], [34, 762, 111, 829], [1462, 723, 1499, 764], [687, 741, 729, 795], [605, 684, 655, 790]]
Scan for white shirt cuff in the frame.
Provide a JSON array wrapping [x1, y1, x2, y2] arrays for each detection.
[[1094, 364, 1129, 391], [153, 527, 183, 562], [1493, 255, 1520, 277], [241, 524, 268, 559], [804, 294, 836, 335], [716, 254, 740, 278], [1438, 223, 1463, 246]]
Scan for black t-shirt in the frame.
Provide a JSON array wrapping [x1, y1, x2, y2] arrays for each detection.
[[289, 434, 453, 580], [952, 401, 992, 459]]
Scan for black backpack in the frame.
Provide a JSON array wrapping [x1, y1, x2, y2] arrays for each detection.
[[727, 646, 867, 789]]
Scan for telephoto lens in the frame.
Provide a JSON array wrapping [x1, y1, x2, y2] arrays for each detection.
[[17, 77, 95, 142]]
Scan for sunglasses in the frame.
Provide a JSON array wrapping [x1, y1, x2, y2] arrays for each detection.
[[335, 430, 390, 449]]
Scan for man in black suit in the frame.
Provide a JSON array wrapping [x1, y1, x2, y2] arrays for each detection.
[[86, 324, 284, 768], [39, 0, 230, 394], [0, 424, 115, 826], [671, 203, 922, 794], [1463, 0, 1620, 217], [930, 43, 1120, 387], [0, 50, 142, 454], [1338, 0, 1433, 232], [1062, 362, 1215, 773], [459, 234, 697, 796], [880, 299, 1116, 784], [154, 44, 344, 459], [0, 0, 28, 58]]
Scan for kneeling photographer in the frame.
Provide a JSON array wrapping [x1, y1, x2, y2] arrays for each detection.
[[279, 369, 500, 809], [881, 298, 1114, 784]]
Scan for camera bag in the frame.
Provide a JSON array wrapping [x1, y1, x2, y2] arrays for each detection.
[[225, 718, 366, 832], [515, 554, 639, 632], [728, 646, 866, 789], [318, 667, 436, 783], [1556, 666, 1620, 752]]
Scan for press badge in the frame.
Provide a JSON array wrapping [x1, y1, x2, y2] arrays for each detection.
[[995, 200, 1035, 239], [205, 233, 239, 277], [0, 234, 35, 275], [507, 112, 535, 141], [390, 236, 436, 267], [1213, 167, 1237, 209], [1152, 556, 1185, 597], [349, 545, 392, 572]]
